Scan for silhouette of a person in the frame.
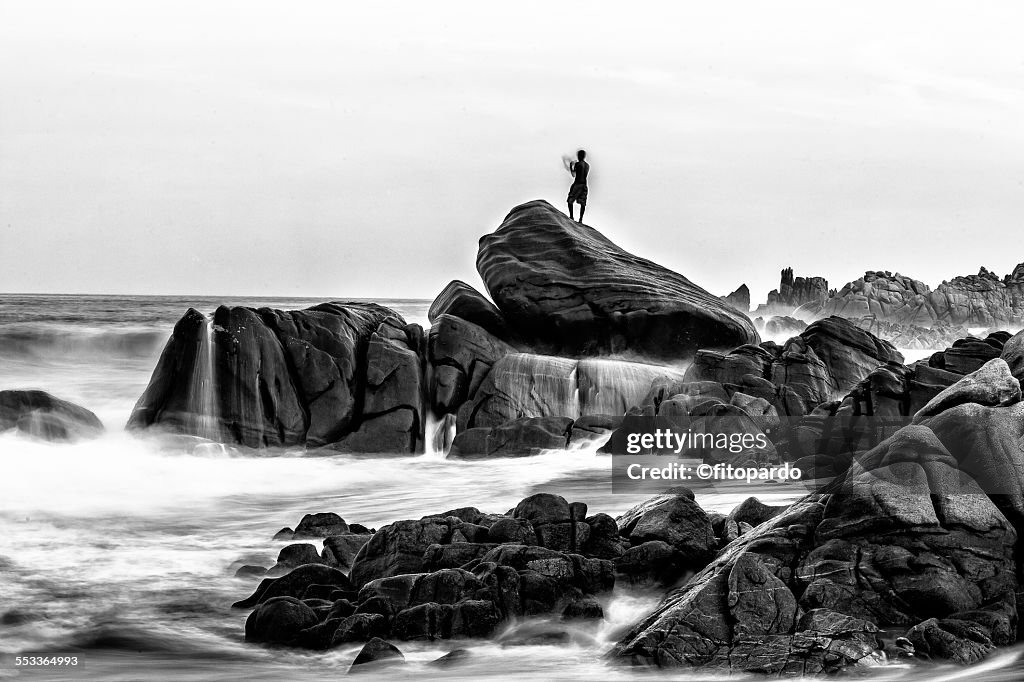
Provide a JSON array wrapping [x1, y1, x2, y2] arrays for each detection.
[[566, 149, 590, 223]]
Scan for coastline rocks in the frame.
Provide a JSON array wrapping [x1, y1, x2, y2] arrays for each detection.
[[428, 280, 510, 340], [245, 596, 320, 645], [796, 266, 1024, 328], [476, 200, 759, 359], [128, 302, 427, 452], [753, 268, 830, 317], [0, 389, 104, 442], [611, 425, 1018, 673]]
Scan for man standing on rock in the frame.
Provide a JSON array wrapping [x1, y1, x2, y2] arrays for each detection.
[[566, 149, 590, 223]]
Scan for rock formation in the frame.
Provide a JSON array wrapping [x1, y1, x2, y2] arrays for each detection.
[[476, 200, 759, 358], [0, 390, 104, 442], [753, 268, 830, 316], [127, 302, 426, 452]]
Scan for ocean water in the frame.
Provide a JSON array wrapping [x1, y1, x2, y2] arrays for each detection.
[[0, 294, 1020, 680]]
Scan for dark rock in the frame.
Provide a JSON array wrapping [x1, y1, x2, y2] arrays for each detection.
[[331, 613, 388, 645], [562, 595, 604, 620], [721, 284, 750, 313], [581, 513, 626, 559], [0, 390, 103, 442], [349, 637, 405, 670], [271, 544, 325, 573], [349, 518, 456, 588], [999, 329, 1024, 384], [614, 541, 688, 587], [450, 599, 502, 638], [612, 424, 1016, 674], [244, 596, 320, 645], [234, 564, 354, 608], [428, 280, 510, 339], [423, 543, 497, 571], [487, 518, 537, 545], [428, 314, 518, 416], [513, 493, 571, 526], [234, 565, 267, 579], [448, 417, 573, 458], [409, 569, 482, 606], [429, 648, 472, 667], [726, 497, 787, 529], [322, 534, 372, 572], [476, 200, 759, 358], [616, 494, 715, 564], [905, 618, 995, 664], [128, 302, 423, 451], [392, 602, 454, 640]]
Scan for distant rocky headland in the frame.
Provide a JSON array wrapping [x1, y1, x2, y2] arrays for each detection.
[[7, 198, 1024, 675], [725, 263, 1024, 349]]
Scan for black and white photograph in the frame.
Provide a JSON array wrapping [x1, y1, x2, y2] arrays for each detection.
[[4, 1, 1024, 679]]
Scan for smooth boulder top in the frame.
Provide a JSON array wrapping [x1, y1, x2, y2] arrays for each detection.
[[476, 200, 760, 359]]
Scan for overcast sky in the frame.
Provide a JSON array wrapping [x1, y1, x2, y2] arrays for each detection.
[[2, 1, 1023, 305]]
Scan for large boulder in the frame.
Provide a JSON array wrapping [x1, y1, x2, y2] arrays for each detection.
[[448, 417, 573, 458], [0, 390, 104, 442], [128, 302, 426, 452], [612, 425, 1018, 673], [476, 200, 759, 358]]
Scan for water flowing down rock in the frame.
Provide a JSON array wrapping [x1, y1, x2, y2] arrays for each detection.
[[457, 352, 686, 430], [476, 200, 760, 358], [127, 302, 427, 451]]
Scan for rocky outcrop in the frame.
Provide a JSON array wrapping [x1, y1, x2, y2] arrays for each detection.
[[427, 314, 518, 417], [427, 280, 510, 340], [612, 425, 1019, 673], [0, 390, 104, 442], [796, 267, 1024, 329], [476, 200, 759, 358], [127, 302, 426, 452], [752, 268, 830, 317], [238, 493, 627, 649], [722, 285, 750, 313]]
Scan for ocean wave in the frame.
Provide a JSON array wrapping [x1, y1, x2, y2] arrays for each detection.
[[0, 324, 168, 361]]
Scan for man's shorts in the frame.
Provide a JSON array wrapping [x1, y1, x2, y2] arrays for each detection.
[[567, 183, 588, 205]]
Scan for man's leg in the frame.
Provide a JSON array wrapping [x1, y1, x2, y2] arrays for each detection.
[[578, 202, 585, 223], [567, 201, 574, 220]]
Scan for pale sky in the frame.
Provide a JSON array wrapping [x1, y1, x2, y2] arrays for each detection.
[[2, 1, 1023, 305]]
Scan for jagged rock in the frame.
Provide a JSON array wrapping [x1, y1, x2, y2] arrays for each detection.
[[476, 200, 759, 358], [612, 425, 1017, 674], [349, 637, 405, 670], [799, 266, 1024, 328], [722, 284, 750, 313], [448, 417, 572, 458], [0, 390, 104, 442], [428, 280, 510, 339], [683, 345, 773, 386], [753, 268, 830, 316]]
